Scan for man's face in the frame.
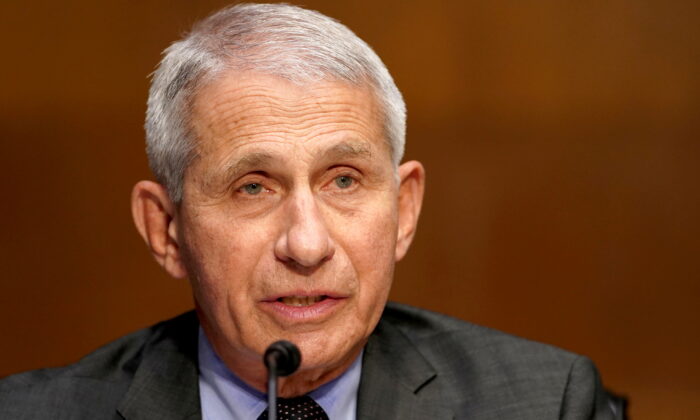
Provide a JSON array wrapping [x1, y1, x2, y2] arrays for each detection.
[[173, 72, 410, 388]]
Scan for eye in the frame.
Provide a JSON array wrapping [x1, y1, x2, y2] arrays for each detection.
[[334, 175, 354, 189], [242, 183, 264, 195]]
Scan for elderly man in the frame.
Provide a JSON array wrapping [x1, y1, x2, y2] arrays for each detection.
[[0, 3, 616, 419]]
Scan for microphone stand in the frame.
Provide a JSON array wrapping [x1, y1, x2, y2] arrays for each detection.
[[264, 340, 301, 420], [266, 356, 279, 420]]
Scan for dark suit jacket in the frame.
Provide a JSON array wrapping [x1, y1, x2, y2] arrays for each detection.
[[0, 302, 615, 419]]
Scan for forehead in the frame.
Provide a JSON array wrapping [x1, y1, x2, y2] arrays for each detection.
[[189, 71, 387, 161]]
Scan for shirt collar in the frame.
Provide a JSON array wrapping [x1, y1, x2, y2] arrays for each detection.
[[198, 327, 362, 420]]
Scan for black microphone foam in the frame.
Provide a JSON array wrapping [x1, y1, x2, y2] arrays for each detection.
[[264, 340, 301, 377]]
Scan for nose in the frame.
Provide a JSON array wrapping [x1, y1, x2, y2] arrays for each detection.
[[274, 188, 335, 268]]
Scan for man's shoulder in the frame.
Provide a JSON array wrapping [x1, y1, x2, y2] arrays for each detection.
[[382, 301, 581, 368], [0, 311, 198, 418], [2, 323, 151, 389], [372, 302, 613, 418]]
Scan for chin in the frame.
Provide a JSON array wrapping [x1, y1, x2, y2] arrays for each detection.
[[290, 329, 364, 377]]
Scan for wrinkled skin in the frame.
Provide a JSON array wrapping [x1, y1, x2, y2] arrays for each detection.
[[131, 71, 424, 396]]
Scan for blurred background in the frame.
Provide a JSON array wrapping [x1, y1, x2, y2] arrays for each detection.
[[1, 1, 698, 418]]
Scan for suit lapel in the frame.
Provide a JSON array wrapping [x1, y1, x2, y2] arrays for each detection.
[[117, 312, 202, 420], [357, 316, 454, 419], [115, 309, 455, 419]]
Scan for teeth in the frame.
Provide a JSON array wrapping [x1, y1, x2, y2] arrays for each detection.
[[280, 296, 324, 307]]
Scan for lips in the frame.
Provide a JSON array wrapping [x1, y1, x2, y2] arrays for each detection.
[[260, 292, 347, 324], [262, 291, 345, 304], [278, 295, 327, 306]]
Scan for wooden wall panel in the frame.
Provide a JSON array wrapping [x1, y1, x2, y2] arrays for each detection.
[[2, 1, 698, 418]]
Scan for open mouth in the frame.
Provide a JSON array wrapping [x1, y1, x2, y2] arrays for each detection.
[[261, 293, 345, 323], [277, 295, 328, 307]]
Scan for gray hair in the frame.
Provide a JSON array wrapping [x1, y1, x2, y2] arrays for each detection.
[[145, 3, 406, 202]]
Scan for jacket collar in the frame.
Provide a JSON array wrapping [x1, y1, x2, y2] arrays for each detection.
[[357, 311, 454, 419], [116, 307, 452, 419]]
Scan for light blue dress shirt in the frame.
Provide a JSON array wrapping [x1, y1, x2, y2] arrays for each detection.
[[198, 328, 362, 420]]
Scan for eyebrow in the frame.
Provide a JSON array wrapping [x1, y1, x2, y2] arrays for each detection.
[[220, 152, 275, 182], [321, 141, 373, 163]]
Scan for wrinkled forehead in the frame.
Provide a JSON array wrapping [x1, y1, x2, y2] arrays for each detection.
[[188, 70, 389, 163]]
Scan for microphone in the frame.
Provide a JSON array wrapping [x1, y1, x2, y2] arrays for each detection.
[[264, 340, 301, 420]]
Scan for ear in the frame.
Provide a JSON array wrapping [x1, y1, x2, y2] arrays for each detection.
[[395, 160, 425, 261], [131, 180, 188, 279]]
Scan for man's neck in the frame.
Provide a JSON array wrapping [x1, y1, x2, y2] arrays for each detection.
[[198, 328, 363, 419]]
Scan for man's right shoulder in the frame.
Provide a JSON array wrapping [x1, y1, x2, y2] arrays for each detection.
[[0, 311, 198, 418]]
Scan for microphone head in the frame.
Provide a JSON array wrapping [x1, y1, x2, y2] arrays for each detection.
[[264, 340, 301, 377]]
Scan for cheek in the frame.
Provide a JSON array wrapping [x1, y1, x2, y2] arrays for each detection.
[[330, 200, 398, 300], [344, 198, 398, 258], [180, 214, 272, 306]]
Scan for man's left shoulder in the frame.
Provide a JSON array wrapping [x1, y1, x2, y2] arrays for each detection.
[[382, 301, 582, 372], [373, 302, 615, 419]]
